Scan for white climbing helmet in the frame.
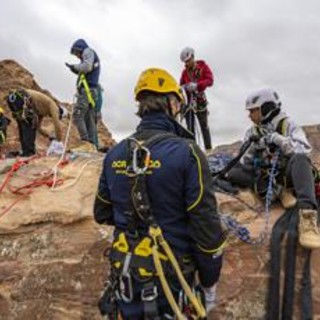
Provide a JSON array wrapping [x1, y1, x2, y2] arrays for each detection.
[[245, 88, 281, 110], [180, 47, 195, 62]]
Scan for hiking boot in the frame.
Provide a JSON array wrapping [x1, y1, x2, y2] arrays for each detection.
[[298, 209, 320, 249], [279, 188, 297, 209]]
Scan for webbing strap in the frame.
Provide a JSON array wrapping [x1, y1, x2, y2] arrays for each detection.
[[78, 74, 96, 107], [109, 249, 155, 271], [142, 281, 161, 320], [267, 207, 313, 319], [0, 131, 5, 144], [126, 130, 182, 225]]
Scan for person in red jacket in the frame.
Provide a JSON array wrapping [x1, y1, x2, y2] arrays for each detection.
[[180, 47, 213, 151]]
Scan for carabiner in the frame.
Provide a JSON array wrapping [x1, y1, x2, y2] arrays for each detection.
[[132, 144, 150, 175]]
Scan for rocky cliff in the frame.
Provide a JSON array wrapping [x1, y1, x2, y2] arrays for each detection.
[[0, 60, 319, 320]]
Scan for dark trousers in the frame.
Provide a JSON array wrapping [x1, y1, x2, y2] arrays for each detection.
[[185, 109, 212, 150], [227, 154, 318, 210], [17, 120, 36, 156], [73, 88, 98, 144]]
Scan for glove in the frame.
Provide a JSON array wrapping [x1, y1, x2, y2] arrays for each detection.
[[65, 62, 77, 74], [203, 283, 218, 313], [185, 82, 197, 92], [263, 132, 280, 145], [47, 140, 64, 156]]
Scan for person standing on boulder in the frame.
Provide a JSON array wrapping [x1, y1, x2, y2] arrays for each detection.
[[180, 47, 214, 153], [66, 38, 100, 152], [6, 89, 64, 156]]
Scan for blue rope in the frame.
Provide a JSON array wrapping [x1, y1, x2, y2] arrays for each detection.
[[221, 149, 280, 245]]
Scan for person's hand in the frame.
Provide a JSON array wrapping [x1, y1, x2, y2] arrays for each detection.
[[264, 132, 284, 146], [65, 62, 77, 73], [263, 132, 278, 145], [185, 82, 197, 92]]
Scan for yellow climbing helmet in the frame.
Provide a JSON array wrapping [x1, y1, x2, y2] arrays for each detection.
[[0, 106, 4, 114], [134, 68, 184, 102]]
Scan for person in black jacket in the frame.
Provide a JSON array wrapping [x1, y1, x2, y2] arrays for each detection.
[[94, 68, 226, 319]]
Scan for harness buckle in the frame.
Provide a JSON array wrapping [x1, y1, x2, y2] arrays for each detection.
[[118, 252, 133, 303], [118, 272, 133, 303], [141, 285, 158, 302]]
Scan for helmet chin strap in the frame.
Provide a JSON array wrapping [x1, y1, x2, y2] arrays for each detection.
[[261, 107, 281, 125]]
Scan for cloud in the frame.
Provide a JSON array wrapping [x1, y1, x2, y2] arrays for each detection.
[[1, 0, 320, 146]]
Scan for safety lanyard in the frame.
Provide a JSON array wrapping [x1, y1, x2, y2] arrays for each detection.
[[77, 74, 96, 108]]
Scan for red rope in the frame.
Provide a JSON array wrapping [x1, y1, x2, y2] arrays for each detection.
[[0, 156, 64, 219]]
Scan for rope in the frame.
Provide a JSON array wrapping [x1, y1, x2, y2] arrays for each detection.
[[0, 156, 62, 219], [149, 225, 206, 319], [220, 150, 280, 245], [51, 157, 102, 191], [50, 95, 76, 189]]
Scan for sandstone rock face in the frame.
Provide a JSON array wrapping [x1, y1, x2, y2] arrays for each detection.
[[1, 155, 319, 319], [0, 155, 113, 320], [0, 60, 319, 319]]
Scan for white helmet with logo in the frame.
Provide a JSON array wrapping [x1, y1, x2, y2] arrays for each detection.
[[180, 47, 195, 62], [245, 88, 281, 110], [245, 88, 282, 124]]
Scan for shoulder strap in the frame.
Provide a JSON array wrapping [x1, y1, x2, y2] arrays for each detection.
[[131, 130, 181, 148], [276, 117, 288, 136]]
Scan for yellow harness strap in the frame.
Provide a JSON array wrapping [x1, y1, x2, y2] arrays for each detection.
[[0, 131, 5, 144], [78, 74, 96, 108], [149, 225, 206, 320]]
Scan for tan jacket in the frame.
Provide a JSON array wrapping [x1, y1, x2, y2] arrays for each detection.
[[26, 89, 62, 141]]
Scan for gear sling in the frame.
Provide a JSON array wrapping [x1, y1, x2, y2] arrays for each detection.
[[99, 132, 207, 320]]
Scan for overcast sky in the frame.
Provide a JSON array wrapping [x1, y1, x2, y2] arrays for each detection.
[[1, 0, 320, 146]]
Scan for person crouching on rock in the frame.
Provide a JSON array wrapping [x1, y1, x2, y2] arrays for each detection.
[[6, 89, 64, 157], [225, 88, 320, 250]]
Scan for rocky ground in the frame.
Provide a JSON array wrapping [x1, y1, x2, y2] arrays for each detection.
[[0, 60, 319, 319]]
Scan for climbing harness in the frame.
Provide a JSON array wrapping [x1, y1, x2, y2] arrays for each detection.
[[8, 89, 38, 127], [77, 74, 96, 107], [99, 132, 207, 320], [182, 94, 205, 148]]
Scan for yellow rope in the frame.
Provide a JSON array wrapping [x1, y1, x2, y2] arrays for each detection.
[[151, 239, 185, 320], [150, 226, 206, 319]]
